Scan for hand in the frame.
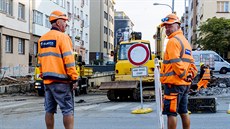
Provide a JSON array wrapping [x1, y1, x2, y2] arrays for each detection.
[[72, 82, 78, 91], [185, 74, 192, 82]]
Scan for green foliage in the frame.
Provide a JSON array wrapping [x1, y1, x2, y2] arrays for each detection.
[[196, 17, 230, 53]]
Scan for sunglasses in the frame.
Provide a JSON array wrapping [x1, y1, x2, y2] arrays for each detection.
[[161, 17, 169, 22]]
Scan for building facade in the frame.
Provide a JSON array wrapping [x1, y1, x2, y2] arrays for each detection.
[[188, 0, 230, 58], [0, 0, 90, 76], [72, 0, 90, 64], [0, 0, 30, 76], [89, 0, 115, 65]]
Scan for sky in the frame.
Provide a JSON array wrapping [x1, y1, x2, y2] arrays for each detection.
[[114, 0, 186, 51]]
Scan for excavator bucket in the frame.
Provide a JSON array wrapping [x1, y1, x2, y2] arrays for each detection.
[[99, 81, 138, 90]]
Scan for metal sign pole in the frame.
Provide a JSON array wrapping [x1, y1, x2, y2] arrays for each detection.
[[140, 75, 143, 109]]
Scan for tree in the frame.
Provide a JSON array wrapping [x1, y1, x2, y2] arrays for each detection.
[[196, 17, 230, 54]]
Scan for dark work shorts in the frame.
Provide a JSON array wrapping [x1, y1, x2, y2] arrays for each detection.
[[44, 83, 74, 116], [162, 84, 190, 116]]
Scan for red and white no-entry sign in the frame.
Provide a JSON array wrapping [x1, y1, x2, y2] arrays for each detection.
[[127, 43, 150, 66]]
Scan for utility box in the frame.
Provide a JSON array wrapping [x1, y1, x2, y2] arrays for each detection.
[[188, 96, 217, 113]]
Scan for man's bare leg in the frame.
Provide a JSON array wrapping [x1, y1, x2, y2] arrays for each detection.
[[180, 113, 190, 129], [168, 115, 177, 129], [45, 112, 54, 129], [63, 115, 74, 129]]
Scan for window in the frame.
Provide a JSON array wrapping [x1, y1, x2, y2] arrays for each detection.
[[33, 10, 43, 25], [34, 42, 38, 55], [0, 0, 5, 11], [80, 10, 83, 19], [60, 0, 64, 7], [104, 41, 107, 48], [54, 0, 59, 5], [5, 35, 13, 53], [45, 15, 51, 28], [67, 1, 70, 12], [66, 25, 70, 35], [217, 1, 229, 12], [214, 55, 221, 61], [193, 55, 199, 62], [85, 14, 88, 26], [5, 0, 13, 15], [18, 3, 25, 20], [85, 33, 88, 43], [18, 38, 25, 54], [104, 11, 108, 20], [104, 0, 108, 5]]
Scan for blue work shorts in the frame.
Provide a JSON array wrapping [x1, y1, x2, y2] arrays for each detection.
[[44, 83, 74, 116], [162, 84, 190, 116]]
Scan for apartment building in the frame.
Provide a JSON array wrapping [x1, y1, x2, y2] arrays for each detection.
[[0, 0, 30, 75], [188, 0, 230, 48], [30, 0, 90, 66], [74, 0, 90, 64], [89, 0, 115, 64]]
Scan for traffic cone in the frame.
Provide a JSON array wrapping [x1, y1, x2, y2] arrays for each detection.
[[227, 103, 230, 114]]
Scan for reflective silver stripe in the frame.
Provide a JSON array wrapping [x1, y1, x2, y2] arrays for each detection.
[[160, 70, 186, 79], [43, 72, 68, 79], [65, 62, 75, 68], [39, 52, 62, 58], [163, 58, 181, 64], [63, 51, 72, 57], [179, 70, 186, 78], [37, 63, 41, 67], [163, 58, 191, 64], [181, 58, 192, 63], [174, 36, 184, 58], [160, 71, 175, 77]]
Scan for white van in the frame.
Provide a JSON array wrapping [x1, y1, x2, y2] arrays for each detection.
[[192, 50, 230, 74]]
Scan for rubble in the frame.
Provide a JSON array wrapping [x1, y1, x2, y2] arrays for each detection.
[[0, 76, 32, 86], [191, 77, 230, 97]]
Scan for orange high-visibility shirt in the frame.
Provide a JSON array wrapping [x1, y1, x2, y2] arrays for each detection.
[[38, 27, 78, 84], [160, 30, 197, 85]]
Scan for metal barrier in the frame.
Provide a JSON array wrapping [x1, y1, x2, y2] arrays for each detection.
[[85, 65, 115, 73]]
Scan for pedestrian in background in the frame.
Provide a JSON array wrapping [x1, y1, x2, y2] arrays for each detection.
[[160, 13, 198, 129], [37, 10, 78, 129]]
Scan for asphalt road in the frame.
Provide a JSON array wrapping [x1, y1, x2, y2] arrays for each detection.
[[0, 92, 230, 129]]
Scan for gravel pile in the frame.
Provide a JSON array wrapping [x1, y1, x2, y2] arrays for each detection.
[[192, 77, 230, 97]]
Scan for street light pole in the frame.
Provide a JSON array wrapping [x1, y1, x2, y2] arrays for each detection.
[[172, 0, 175, 13], [153, 2, 173, 13]]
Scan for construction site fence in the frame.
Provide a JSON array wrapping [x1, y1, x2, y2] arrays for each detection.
[[0, 65, 115, 78]]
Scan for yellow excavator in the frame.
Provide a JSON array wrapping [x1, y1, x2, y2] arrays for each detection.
[[99, 32, 155, 101], [34, 53, 93, 96]]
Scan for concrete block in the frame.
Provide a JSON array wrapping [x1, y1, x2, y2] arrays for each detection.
[[0, 86, 6, 94]]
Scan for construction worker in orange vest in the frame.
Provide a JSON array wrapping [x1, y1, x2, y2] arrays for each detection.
[[197, 64, 211, 90], [38, 10, 78, 129], [160, 13, 198, 129]]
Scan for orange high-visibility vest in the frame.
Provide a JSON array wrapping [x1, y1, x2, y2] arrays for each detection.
[[38, 27, 78, 84], [202, 68, 210, 80], [160, 30, 198, 85]]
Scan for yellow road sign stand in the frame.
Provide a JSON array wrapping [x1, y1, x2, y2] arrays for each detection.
[[131, 108, 153, 114]]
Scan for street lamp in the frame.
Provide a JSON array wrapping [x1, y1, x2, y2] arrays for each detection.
[[153, 2, 174, 13]]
